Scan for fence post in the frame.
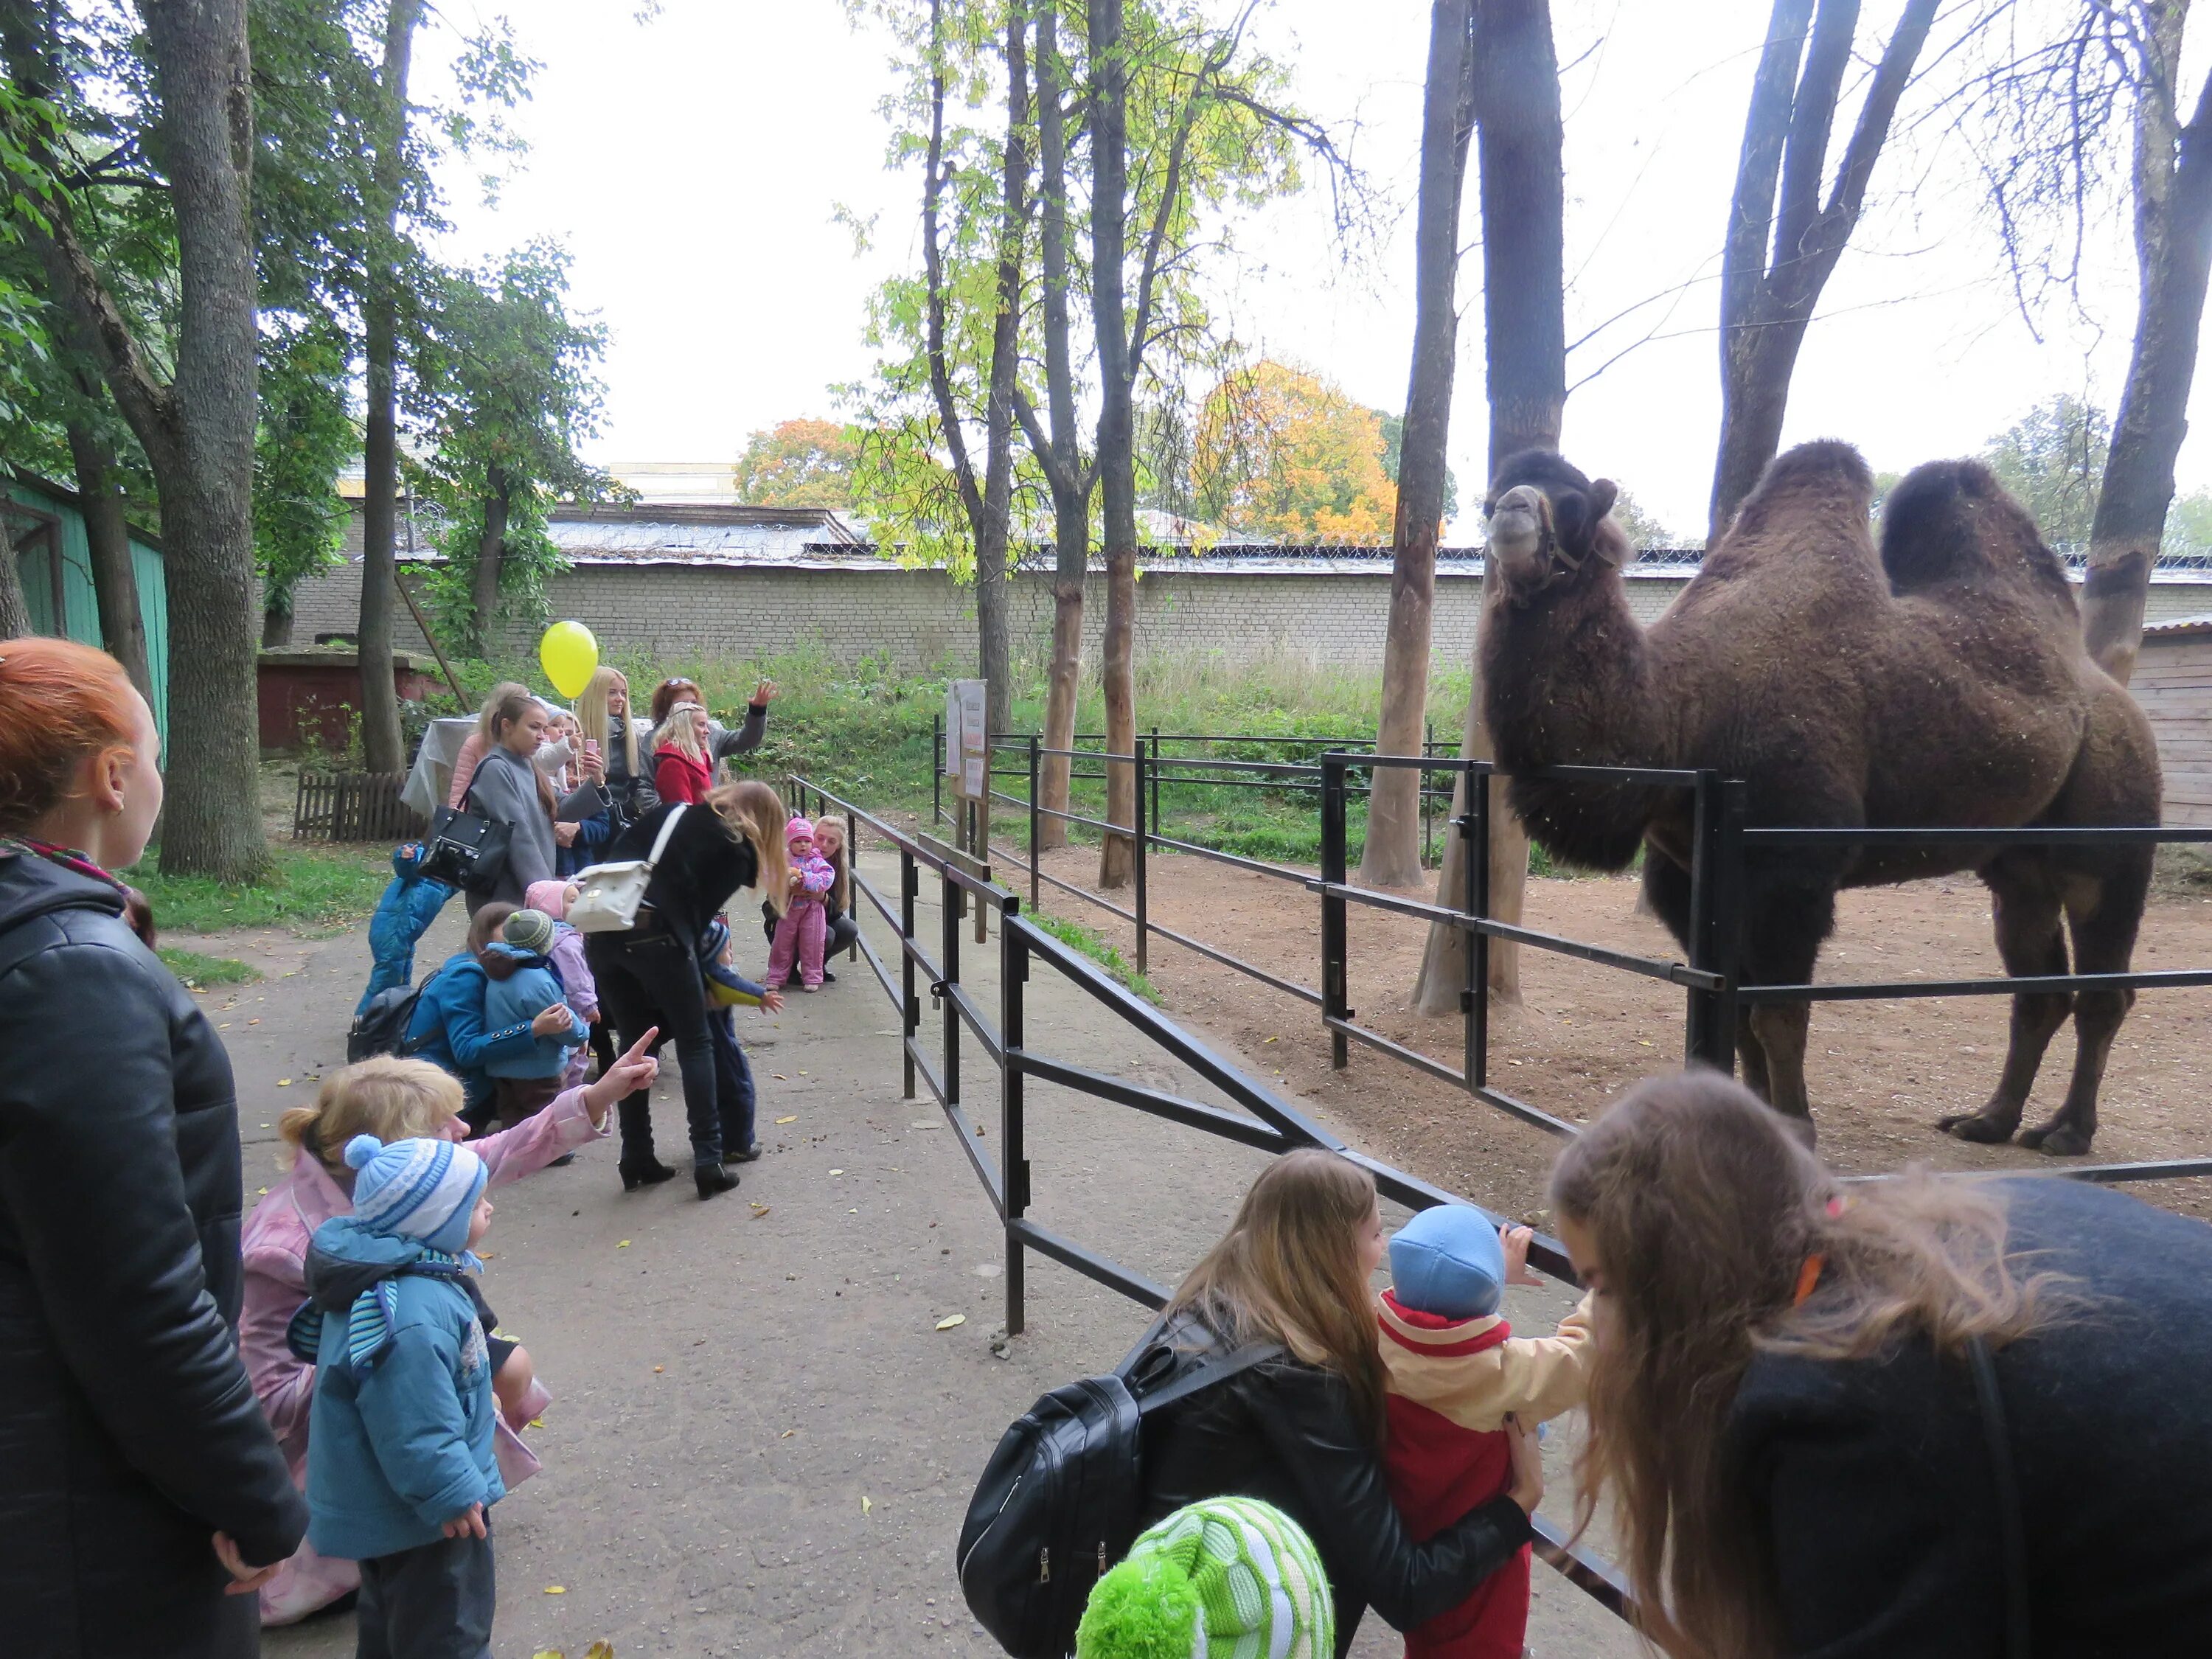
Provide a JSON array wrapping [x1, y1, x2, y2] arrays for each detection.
[[1133, 736, 1150, 975], [900, 846, 919, 1099], [932, 712, 942, 827], [1684, 771, 1747, 1074], [1467, 766, 1491, 1091], [1150, 724, 1162, 834], [1001, 901, 1028, 1337], [1027, 734, 1041, 911], [942, 863, 961, 1113], [1712, 779, 1747, 1075], [1686, 771, 1717, 1067], [1321, 754, 1349, 1069], [846, 806, 860, 963], [1423, 720, 1436, 869]]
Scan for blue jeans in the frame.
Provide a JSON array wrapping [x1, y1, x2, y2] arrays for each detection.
[[712, 1012, 756, 1152]]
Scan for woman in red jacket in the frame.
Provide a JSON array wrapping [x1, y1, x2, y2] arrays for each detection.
[[651, 700, 713, 804]]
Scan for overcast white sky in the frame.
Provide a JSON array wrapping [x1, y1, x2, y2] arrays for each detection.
[[415, 0, 2211, 542]]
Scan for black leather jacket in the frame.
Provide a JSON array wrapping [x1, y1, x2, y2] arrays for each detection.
[[0, 849, 306, 1657], [1138, 1307, 1531, 1655]]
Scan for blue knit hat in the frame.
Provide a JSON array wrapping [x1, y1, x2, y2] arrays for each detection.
[[1389, 1203, 1506, 1321], [344, 1135, 488, 1255]]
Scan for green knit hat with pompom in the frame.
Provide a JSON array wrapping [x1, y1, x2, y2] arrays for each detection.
[[1075, 1496, 1333, 1659]]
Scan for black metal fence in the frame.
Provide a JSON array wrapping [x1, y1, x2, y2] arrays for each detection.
[[781, 771, 1635, 1619]]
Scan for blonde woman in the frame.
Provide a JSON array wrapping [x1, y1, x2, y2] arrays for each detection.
[[1549, 1070, 2212, 1659], [445, 680, 529, 807], [237, 1042, 658, 1624], [650, 700, 713, 805], [575, 667, 653, 819], [1138, 1151, 1544, 1653], [582, 779, 789, 1199]]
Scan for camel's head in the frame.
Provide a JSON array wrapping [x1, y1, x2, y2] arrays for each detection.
[[1485, 450, 1627, 602]]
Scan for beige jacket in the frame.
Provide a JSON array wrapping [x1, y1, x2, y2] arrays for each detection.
[[1374, 1288, 1596, 1433]]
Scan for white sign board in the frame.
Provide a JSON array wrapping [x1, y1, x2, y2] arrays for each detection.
[[954, 679, 988, 800], [943, 684, 964, 782]]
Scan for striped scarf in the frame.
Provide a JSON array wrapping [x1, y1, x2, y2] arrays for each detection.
[[333, 1250, 479, 1372]]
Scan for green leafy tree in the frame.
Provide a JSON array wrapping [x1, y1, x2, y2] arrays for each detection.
[[405, 242, 615, 651], [254, 317, 355, 645], [734, 417, 860, 508], [1982, 394, 2110, 546]]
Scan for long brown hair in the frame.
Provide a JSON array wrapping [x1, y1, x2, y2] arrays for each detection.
[[710, 778, 791, 914], [1168, 1149, 1387, 1442], [474, 680, 529, 742], [1548, 1071, 2066, 1659], [488, 692, 557, 815]]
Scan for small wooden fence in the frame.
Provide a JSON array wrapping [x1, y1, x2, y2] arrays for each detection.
[[293, 771, 422, 844]]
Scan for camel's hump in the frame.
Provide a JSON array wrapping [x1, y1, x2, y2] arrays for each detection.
[[1722, 441, 1876, 545], [1759, 439, 1874, 495], [1879, 457, 2071, 596]]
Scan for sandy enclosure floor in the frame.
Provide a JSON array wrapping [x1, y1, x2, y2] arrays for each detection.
[[1017, 842, 2212, 1228]]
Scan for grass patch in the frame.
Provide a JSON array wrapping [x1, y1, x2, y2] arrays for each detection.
[[157, 947, 262, 989], [1028, 910, 1161, 1004], [131, 842, 391, 936]]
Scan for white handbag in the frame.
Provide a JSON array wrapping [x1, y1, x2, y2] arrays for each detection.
[[564, 804, 688, 934]]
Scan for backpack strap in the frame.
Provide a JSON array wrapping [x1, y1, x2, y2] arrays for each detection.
[[1132, 1339, 1287, 1416], [1966, 1335, 2030, 1658]]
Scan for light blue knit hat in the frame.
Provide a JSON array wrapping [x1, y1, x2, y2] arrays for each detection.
[[1389, 1203, 1507, 1321], [345, 1134, 487, 1255]]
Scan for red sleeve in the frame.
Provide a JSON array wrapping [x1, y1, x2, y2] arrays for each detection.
[[654, 751, 701, 804]]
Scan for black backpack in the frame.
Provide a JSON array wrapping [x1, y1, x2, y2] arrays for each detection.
[[956, 1329, 1283, 1659], [347, 978, 428, 1062]]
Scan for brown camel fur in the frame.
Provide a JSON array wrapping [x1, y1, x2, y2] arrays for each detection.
[[1478, 440, 2160, 1155]]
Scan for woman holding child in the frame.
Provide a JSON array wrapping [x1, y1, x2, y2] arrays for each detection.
[[0, 639, 306, 1657], [1137, 1150, 1546, 1655]]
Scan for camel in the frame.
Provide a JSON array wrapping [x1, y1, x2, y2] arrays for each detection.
[[1477, 440, 2160, 1155]]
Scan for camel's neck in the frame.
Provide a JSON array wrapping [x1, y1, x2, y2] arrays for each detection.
[[1481, 565, 1663, 769]]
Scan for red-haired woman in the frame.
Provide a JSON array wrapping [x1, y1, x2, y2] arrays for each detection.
[[0, 638, 305, 1657]]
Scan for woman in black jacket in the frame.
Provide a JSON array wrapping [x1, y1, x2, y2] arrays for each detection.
[[0, 639, 306, 1658], [1138, 1149, 1542, 1655], [584, 780, 789, 1199], [1550, 1069, 2212, 1659]]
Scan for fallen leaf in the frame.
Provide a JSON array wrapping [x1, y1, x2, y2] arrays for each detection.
[[616, 1239, 630, 1249], [829, 1168, 845, 1175], [861, 1495, 873, 1514], [653, 1365, 664, 1374], [936, 1314, 967, 1331], [772, 1074, 788, 1081], [528, 1418, 545, 1429], [532, 1649, 565, 1659], [276, 1079, 292, 1087], [775, 1114, 798, 1124], [781, 1429, 796, 1438], [587, 1645, 616, 1659], [256, 1186, 268, 1196], [1636, 1040, 1653, 1048], [543, 1585, 566, 1595], [750, 1203, 771, 1218], [248, 1018, 260, 1025]]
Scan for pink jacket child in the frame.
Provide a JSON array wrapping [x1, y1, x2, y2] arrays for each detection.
[[768, 815, 838, 991], [238, 1082, 607, 1625], [526, 877, 602, 1084]]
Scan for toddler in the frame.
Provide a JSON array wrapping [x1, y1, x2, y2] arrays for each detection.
[[1377, 1206, 1591, 1659], [359, 842, 454, 1015], [523, 879, 602, 1085], [700, 915, 783, 1164], [479, 908, 587, 1127], [766, 816, 836, 991], [296, 1134, 502, 1658]]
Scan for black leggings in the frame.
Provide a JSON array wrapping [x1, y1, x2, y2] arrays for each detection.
[[585, 929, 721, 1169]]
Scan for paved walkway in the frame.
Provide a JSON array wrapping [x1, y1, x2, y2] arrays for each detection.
[[232, 849, 1634, 1658]]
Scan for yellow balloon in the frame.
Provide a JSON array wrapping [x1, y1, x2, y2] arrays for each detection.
[[538, 621, 599, 700]]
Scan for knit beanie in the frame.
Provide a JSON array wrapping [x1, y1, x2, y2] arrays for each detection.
[[344, 1135, 488, 1255], [1076, 1497, 1333, 1659], [1389, 1203, 1506, 1321], [524, 879, 571, 920], [504, 906, 557, 956], [785, 815, 815, 846]]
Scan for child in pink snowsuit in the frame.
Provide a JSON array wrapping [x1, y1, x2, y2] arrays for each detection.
[[768, 816, 837, 990]]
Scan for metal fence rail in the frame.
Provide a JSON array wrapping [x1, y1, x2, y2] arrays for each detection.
[[785, 771, 1635, 1621]]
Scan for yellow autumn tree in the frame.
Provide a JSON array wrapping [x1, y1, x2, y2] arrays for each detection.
[[1192, 361, 1397, 540], [732, 418, 861, 509]]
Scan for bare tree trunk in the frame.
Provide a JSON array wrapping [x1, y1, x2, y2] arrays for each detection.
[[66, 421, 153, 700], [262, 597, 293, 647], [1363, 0, 1476, 891], [1707, 0, 1938, 541], [359, 0, 425, 776], [469, 465, 510, 650], [976, 6, 1030, 740], [2087, 22, 2212, 686], [1415, 0, 1564, 1014], [1091, 0, 1138, 888], [1032, 0, 1090, 850], [0, 507, 27, 639]]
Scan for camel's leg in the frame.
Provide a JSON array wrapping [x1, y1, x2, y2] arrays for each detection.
[[1941, 862, 2070, 1144], [1736, 1025, 1772, 1102], [1740, 871, 1835, 1141], [2018, 855, 2150, 1156]]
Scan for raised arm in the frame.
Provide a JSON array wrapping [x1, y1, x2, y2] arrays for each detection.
[[709, 695, 771, 762]]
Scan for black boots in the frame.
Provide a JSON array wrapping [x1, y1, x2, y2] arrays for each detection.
[[620, 1161, 675, 1192], [695, 1161, 740, 1200]]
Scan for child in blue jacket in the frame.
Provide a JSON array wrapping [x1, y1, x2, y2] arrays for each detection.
[[296, 1133, 501, 1659], [359, 843, 456, 1015], [479, 908, 587, 1130], [406, 903, 568, 1129]]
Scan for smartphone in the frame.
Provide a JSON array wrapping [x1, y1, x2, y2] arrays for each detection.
[[584, 738, 601, 758]]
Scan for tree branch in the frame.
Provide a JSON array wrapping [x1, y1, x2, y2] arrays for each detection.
[[919, 0, 984, 528], [1772, 0, 1858, 280]]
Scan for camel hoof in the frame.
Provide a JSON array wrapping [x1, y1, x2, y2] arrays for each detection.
[[1938, 1111, 2017, 1145], [2018, 1121, 2093, 1157]]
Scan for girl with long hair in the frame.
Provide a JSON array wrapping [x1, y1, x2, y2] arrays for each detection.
[[445, 679, 530, 807], [575, 667, 650, 818], [1551, 1069, 2212, 1658], [461, 692, 611, 909], [650, 700, 714, 806], [582, 779, 789, 1199], [650, 673, 776, 782], [1138, 1150, 1543, 1655]]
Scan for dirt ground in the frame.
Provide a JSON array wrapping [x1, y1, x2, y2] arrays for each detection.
[[1020, 844, 2212, 1229]]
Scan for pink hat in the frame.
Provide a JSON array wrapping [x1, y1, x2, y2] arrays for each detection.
[[785, 816, 815, 845], [524, 878, 572, 919]]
